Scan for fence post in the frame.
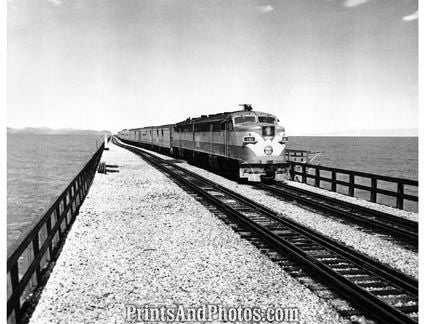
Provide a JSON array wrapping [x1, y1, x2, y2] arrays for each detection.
[[315, 167, 320, 187], [72, 182, 79, 216], [77, 177, 83, 206], [370, 178, 377, 203], [32, 234, 41, 284], [82, 172, 87, 195], [289, 163, 295, 181], [396, 182, 404, 209], [45, 215, 53, 260], [348, 174, 355, 196], [55, 205, 63, 240], [9, 264, 20, 319], [62, 196, 69, 228], [69, 187, 75, 217], [302, 165, 307, 183], [331, 171, 337, 192]]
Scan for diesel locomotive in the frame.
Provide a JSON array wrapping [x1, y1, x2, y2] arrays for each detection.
[[117, 104, 289, 181]]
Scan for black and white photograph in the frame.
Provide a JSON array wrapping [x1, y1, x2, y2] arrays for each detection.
[[3, 0, 421, 323]]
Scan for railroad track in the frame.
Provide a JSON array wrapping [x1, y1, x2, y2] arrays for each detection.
[[113, 137, 418, 324], [255, 182, 418, 249]]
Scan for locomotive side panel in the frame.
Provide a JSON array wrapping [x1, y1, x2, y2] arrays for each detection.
[[211, 130, 226, 156], [175, 124, 194, 153], [193, 121, 225, 157]]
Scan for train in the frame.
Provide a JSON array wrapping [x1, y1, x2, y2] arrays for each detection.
[[116, 104, 289, 182]]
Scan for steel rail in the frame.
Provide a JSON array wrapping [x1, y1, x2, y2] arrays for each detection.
[[255, 182, 418, 246], [113, 137, 418, 324], [113, 136, 417, 293], [272, 182, 417, 228]]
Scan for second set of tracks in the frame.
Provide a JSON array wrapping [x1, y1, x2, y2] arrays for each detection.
[[255, 182, 418, 249], [113, 137, 418, 324]]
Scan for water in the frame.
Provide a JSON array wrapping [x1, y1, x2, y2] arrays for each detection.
[[286, 137, 418, 180], [7, 135, 418, 249], [286, 136, 418, 211], [7, 134, 102, 249]]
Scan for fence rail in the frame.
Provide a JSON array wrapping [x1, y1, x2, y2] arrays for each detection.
[[285, 149, 322, 164], [289, 162, 418, 210], [7, 143, 104, 324]]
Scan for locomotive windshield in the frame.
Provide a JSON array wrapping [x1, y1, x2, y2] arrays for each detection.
[[233, 114, 276, 125], [258, 116, 275, 124], [234, 116, 256, 124]]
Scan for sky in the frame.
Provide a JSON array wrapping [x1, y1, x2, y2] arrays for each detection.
[[7, 0, 418, 135]]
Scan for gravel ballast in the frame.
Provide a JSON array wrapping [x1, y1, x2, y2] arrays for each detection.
[[29, 143, 348, 324], [125, 142, 418, 221], [286, 180, 418, 222], [117, 142, 418, 279], [174, 163, 418, 279]]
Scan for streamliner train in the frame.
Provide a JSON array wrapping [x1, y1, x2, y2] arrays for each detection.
[[117, 104, 289, 181]]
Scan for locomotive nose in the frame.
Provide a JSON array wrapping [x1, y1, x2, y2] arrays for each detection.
[[262, 126, 275, 136], [264, 146, 273, 155]]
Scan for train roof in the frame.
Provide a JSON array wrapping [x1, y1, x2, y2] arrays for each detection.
[[122, 106, 277, 130], [126, 124, 174, 131], [176, 109, 276, 126]]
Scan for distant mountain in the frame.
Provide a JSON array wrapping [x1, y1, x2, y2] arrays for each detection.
[[7, 127, 112, 136], [295, 128, 418, 137]]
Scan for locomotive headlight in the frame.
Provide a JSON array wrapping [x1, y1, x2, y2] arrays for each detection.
[[264, 146, 273, 155], [262, 126, 275, 136], [279, 136, 288, 144]]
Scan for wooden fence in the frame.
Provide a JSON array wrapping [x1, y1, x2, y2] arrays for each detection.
[[7, 143, 104, 324], [285, 149, 310, 163], [289, 162, 418, 210], [285, 149, 322, 164]]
